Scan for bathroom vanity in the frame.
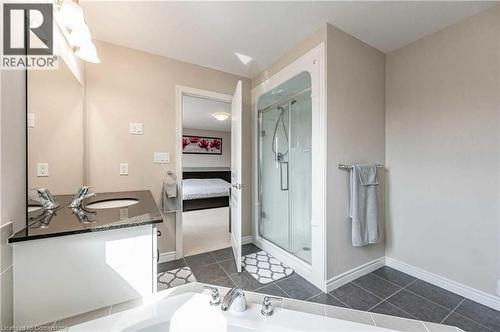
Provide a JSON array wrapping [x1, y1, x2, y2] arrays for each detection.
[[9, 190, 162, 327], [20, 48, 169, 328]]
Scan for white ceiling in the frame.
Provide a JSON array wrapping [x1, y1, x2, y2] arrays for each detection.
[[182, 95, 231, 132], [81, 1, 496, 78]]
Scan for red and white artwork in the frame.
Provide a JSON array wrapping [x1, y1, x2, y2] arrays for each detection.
[[182, 135, 222, 155]]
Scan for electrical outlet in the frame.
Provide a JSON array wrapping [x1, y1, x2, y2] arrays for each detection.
[[27, 113, 35, 128], [153, 152, 170, 163], [119, 163, 129, 176], [129, 123, 143, 135], [37, 163, 49, 177]]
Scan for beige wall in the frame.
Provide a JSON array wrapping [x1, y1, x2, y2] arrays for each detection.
[[28, 62, 84, 195], [325, 24, 386, 279], [182, 128, 231, 169], [386, 6, 500, 296], [0, 69, 26, 327], [86, 41, 252, 253]]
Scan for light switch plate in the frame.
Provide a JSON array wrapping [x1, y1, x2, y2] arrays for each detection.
[[37, 163, 49, 177], [120, 163, 129, 175], [153, 152, 170, 163], [27, 113, 35, 128], [129, 123, 143, 135]]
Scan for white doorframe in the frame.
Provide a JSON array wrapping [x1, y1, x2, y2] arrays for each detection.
[[251, 43, 327, 290], [174, 85, 233, 259]]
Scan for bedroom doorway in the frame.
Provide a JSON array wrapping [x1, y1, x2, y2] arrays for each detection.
[[176, 86, 236, 258]]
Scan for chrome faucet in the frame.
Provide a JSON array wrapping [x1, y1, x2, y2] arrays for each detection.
[[203, 285, 221, 306], [29, 188, 57, 210], [260, 296, 282, 316], [69, 186, 96, 209], [221, 287, 247, 312]]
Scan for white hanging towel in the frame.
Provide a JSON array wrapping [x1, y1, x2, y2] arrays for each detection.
[[349, 164, 380, 247], [163, 170, 177, 198], [162, 170, 179, 213]]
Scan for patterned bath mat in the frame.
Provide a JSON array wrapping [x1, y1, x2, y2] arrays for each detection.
[[242, 250, 293, 284], [158, 266, 196, 290]]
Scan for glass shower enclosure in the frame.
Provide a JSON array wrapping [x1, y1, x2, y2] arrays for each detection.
[[257, 72, 312, 263]]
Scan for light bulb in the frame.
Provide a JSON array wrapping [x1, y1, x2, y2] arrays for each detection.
[[67, 24, 91, 48], [75, 43, 100, 63], [211, 112, 230, 121], [56, 0, 85, 30]]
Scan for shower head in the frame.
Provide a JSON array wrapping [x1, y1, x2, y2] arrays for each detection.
[[272, 104, 289, 162]]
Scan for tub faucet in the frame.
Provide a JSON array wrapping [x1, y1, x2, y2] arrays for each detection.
[[30, 188, 57, 210], [221, 287, 247, 312], [203, 286, 221, 306], [70, 186, 96, 208], [261, 296, 282, 316]]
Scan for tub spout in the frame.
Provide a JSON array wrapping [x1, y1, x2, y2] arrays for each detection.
[[221, 287, 247, 312]]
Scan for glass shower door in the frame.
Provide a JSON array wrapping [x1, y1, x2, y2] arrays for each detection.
[[259, 107, 290, 250], [288, 94, 312, 263], [258, 71, 312, 264]]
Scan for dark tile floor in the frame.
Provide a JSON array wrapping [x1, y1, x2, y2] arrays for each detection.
[[158, 245, 500, 332]]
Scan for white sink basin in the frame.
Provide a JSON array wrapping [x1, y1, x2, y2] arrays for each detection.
[[85, 199, 139, 209]]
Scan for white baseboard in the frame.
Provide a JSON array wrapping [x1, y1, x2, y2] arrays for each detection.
[[386, 257, 500, 311], [242, 236, 253, 245], [171, 237, 253, 262], [158, 251, 177, 264], [326, 257, 386, 293]]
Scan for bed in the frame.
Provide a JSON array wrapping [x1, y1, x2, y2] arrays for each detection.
[[182, 170, 231, 212]]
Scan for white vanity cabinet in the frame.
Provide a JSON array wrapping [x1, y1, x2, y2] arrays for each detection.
[[12, 224, 158, 327]]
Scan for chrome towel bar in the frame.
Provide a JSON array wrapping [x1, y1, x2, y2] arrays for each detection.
[[338, 163, 384, 170]]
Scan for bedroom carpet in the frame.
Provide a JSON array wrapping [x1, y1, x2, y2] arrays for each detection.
[[183, 207, 231, 256]]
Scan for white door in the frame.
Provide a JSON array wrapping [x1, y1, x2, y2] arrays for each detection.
[[230, 81, 243, 272]]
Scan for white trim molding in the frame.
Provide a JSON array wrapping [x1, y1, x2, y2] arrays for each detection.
[[326, 257, 386, 293], [242, 236, 253, 245], [174, 85, 234, 260], [251, 43, 327, 291], [158, 251, 177, 264], [386, 257, 500, 311]]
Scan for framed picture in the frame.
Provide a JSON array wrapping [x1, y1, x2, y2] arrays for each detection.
[[182, 135, 222, 155]]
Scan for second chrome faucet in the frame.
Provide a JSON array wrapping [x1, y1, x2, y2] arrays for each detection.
[[70, 186, 96, 209], [204, 286, 281, 316]]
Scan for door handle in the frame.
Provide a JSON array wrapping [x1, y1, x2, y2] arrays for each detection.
[[280, 162, 289, 191]]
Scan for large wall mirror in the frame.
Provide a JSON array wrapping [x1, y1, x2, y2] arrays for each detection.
[[27, 60, 84, 206]]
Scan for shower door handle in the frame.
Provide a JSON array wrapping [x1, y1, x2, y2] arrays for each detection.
[[280, 162, 289, 191]]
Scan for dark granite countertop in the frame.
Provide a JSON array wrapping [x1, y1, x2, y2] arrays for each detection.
[[9, 190, 162, 243]]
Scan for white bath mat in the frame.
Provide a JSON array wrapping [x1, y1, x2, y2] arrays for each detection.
[[158, 266, 196, 290], [242, 250, 294, 284]]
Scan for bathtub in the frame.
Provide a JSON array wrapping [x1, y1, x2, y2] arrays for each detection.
[[68, 288, 396, 332]]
